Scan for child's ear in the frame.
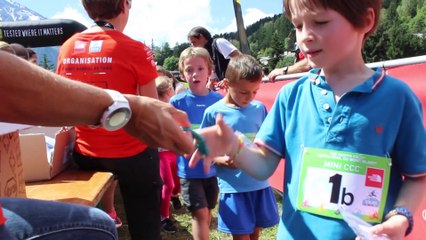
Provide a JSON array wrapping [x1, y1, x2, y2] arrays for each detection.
[[364, 7, 375, 35], [167, 87, 174, 97], [179, 73, 185, 82]]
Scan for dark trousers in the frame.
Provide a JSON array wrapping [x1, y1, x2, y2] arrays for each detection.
[[74, 148, 163, 240]]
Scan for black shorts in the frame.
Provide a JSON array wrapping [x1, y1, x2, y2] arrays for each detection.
[[180, 177, 218, 212]]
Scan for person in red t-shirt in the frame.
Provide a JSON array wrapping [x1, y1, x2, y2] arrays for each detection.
[[56, 0, 161, 239], [0, 52, 193, 239]]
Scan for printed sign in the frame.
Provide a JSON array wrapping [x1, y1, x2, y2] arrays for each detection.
[[296, 148, 391, 223]]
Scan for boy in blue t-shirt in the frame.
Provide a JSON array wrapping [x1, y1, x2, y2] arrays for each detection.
[[189, 1, 426, 239], [201, 54, 279, 239], [170, 46, 222, 240]]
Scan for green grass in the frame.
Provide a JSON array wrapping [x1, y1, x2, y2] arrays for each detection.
[[115, 187, 282, 240]]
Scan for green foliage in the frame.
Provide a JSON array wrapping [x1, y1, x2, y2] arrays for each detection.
[[397, 0, 418, 20], [172, 43, 190, 58], [364, 1, 426, 62], [163, 56, 179, 71], [154, 4, 425, 70], [276, 56, 296, 69], [40, 53, 55, 71], [153, 42, 173, 66], [408, 3, 426, 33], [230, 39, 241, 50]]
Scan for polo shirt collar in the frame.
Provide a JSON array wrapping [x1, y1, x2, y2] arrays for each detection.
[[308, 68, 386, 93]]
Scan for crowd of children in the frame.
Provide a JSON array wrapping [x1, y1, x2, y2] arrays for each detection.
[[74, 0, 426, 238], [154, 46, 281, 240]]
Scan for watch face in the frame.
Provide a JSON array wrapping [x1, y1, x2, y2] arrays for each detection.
[[106, 109, 131, 130], [110, 112, 127, 127]]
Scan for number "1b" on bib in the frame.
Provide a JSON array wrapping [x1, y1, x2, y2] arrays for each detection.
[[296, 148, 391, 223]]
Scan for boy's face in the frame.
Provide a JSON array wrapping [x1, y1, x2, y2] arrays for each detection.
[[182, 56, 210, 95], [292, 7, 369, 71], [226, 79, 260, 108]]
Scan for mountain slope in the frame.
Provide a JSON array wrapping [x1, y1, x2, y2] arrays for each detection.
[[0, 0, 59, 70], [0, 0, 45, 21]]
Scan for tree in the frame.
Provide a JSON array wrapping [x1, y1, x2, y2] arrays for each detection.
[[40, 53, 55, 71], [153, 42, 173, 66], [173, 43, 190, 58], [408, 3, 426, 33], [275, 55, 296, 69], [154, 5, 425, 71], [397, 0, 419, 20], [364, 1, 425, 62], [163, 56, 179, 71]]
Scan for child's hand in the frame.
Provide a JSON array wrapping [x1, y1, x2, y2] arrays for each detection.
[[188, 114, 236, 173], [214, 155, 237, 169], [367, 215, 409, 240]]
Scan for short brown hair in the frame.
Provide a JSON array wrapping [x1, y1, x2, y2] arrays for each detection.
[[155, 76, 173, 98], [178, 47, 213, 76], [82, 0, 126, 20], [10, 43, 29, 60], [225, 54, 262, 85], [284, 0, 381, 38]]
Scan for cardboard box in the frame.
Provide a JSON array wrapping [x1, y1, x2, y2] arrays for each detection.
[[19, 126, 75, 182], [0, 130, 26, 197]]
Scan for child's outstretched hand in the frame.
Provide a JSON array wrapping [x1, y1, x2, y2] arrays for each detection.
[[188, 114, 236, 173], [367, 215, 408, 240]]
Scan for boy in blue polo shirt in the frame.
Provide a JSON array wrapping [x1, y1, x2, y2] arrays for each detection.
[[201, 54, 279, 239], [188, 0, 426, 239]]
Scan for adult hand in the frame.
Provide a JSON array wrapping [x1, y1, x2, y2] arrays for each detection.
[[207, 79, 217, 91], [216, 80, 229, 90], [124, 94, 194, 155], [189, 114, 236, 173], [267, 68, 284, 83]]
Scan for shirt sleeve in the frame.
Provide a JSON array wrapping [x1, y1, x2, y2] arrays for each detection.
[[214, 38, 238, 59]]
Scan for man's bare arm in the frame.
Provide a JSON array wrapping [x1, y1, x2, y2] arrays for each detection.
[[0, 52, 193, 154], [0, 52, 108, 126], [268, 58, 311, 82]]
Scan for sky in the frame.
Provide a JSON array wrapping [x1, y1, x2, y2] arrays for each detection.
[[14, 0, 283, 47]]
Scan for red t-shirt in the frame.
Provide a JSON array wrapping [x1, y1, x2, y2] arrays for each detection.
[[297, 51, 305, 61], [57, 30, 157, 158], [0, 204, 5, 225]]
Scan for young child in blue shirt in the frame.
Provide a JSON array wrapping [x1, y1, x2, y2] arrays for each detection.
[[189, 1, 426, 239], [170, 46, 223, 240], [200, 54, 279, 239]]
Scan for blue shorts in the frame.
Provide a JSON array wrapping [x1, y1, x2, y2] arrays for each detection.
[[180, 177, 218, 212], [218, 187, 279, 234]]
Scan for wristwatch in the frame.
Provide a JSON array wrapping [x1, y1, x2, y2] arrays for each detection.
[[282, 66, 289, 75], [94, 89, 132, 131], [384, 207, 413, 236]]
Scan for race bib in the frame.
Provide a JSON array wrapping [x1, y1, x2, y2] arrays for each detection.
[[296, 148, 391, 223]]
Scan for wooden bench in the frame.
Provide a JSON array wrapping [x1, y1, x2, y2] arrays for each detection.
[[25, 168, 114, 207]]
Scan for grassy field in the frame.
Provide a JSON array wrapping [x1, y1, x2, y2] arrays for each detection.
[[115, 186, 282, 240]]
